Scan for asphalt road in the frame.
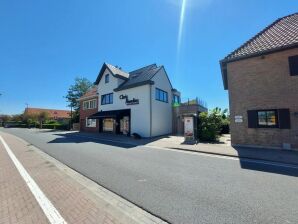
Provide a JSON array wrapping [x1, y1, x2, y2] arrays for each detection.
[[2, 128, 298, 224]]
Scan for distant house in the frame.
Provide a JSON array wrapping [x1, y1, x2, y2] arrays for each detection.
[[24, 108, 71, 122], [78, 87, 99, 132], [220, 13, 298, 150]]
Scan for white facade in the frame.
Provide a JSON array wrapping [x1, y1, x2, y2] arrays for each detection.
[[96, 65, 175, 137]]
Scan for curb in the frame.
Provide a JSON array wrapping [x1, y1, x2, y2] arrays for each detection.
[[167, 147, 298, 167], [2, 131, 168, 224]]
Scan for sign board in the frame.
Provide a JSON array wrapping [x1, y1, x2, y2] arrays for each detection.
[[234, 115, 243, 123], [119, 94, 139, 105], [184, 117, 194, 137]]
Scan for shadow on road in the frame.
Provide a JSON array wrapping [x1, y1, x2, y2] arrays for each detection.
[[47, 133, 138, 149], [234, 146, 298, 177], [47, 132, 168, 149]]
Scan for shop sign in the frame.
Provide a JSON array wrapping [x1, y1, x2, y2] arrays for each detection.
[[119, 94, 139, 105]]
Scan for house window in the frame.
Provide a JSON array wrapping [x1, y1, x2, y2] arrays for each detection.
[[172, 95, 180, 104], [288, 55, 298, 76], [247, 109, 291, 129], [83, 99, 97, 110], [86, 118, 96, 127], [105, 74, 110, 83], [257, 110, 278, 127], [101, 93, 113, 105], [155, 88, 168, 103]]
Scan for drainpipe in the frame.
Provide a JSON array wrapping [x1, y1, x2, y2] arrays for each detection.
[[150, 85, 152, 137]]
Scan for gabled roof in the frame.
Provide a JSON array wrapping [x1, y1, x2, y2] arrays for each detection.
[[94, 63, 129, 85], [24, 108, 71, 119], [78, 86, 97, 101], [114, 65, 162, 91], [94, 62, 173, 91], [222, 13, 298, 62], [220, 13, 298, 90]]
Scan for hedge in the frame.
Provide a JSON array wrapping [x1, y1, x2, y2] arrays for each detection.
[[39, 124, 69, 130]]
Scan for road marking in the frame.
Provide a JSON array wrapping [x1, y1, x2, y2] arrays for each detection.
[[0, 135, 67, 224], [143, 146, 298, 170]]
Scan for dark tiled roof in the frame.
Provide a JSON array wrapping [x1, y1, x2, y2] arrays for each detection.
[[114, 65, 162, 91], [223, 13, 298, 62]]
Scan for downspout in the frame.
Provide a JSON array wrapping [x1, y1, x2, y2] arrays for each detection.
[[150, 84, 152, 137]]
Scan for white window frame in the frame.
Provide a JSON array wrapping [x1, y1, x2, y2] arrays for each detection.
[[83, 99, 97, 110], [86, 118, 97, 127]]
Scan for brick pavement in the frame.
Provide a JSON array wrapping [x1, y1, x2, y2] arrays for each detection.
[[0, 132, 165, 224]]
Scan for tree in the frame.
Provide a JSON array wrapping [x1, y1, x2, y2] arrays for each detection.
[[37, 111, 49, 129], [23, 113, 38, 127], [65, 77, 93, 122], [197, 108, 230, 142]]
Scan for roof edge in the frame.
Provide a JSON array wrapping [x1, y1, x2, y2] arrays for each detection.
[[219, 44, 298, 90], [114, 80, 154, 92]]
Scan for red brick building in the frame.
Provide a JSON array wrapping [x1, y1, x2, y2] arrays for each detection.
[[24, 108, 70, 122], [78, 87, 99, 132], [220, 13, 298, 150]]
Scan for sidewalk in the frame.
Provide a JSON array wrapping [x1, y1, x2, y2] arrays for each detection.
[[28, 129, 298, 166], [64, 131, 298, 166], [0, 131, 167, 224], [146, 136, 298, 166]]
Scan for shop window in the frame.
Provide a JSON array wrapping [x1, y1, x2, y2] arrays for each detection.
[[155, 88, 168, 103], [101, 93, 113, 105], [86, 118, 96, 127]]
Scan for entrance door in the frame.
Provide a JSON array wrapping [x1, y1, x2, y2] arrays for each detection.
[[120, 116, 129, 135]]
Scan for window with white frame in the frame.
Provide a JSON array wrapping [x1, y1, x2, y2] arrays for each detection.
[[83, 99, 97, 110], [86, 118, 96, 127]]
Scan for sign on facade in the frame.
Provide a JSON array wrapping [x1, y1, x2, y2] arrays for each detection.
[[119, 94, 139, 105], [235, 115, 243, 123]]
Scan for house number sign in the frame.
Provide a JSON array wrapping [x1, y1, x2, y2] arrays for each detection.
[[119, 94, 139, 105]]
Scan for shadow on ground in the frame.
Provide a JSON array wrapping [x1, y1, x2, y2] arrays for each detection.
[[234, 146, 298, 177], [47, 132, 169, 149]]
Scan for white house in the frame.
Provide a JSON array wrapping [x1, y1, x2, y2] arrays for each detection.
[[89, 63, 180, 137]]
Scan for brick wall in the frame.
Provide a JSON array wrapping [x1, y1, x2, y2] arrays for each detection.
[[79, 97, 99, 133], [227, 48, 298, 149]]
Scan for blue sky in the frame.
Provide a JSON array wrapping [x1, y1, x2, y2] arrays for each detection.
[[0, 0, 297, 114]]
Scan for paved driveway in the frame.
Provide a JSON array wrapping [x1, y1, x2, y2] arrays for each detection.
[[2, 128, 298, 224]]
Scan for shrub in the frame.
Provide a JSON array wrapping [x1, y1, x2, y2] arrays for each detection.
[[39, 124, 69, 130], [197, 112, 222, 142]]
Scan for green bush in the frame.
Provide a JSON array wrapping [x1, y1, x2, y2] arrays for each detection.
[[40, 124, 69, 130], [197, 112, 222, 142]]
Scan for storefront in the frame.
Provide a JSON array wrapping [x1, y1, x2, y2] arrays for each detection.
[[84, 62, 178, 138], [89, 109, 131, 135]]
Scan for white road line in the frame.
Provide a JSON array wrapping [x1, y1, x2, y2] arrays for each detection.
[[144, 146, 298, 170], [0, 135, 67, 224]]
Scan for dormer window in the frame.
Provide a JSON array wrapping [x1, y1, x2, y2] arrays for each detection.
[[105, 74, 109, 83]]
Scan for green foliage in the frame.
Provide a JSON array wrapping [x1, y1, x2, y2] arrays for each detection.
[[39, 124, 69, 130], [65, 77, 93, 122], [65, 77, 93, 109], [197, 108, 230, 142]]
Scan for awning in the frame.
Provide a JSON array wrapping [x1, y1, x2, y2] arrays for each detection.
[[89, 109, 130, 119]]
